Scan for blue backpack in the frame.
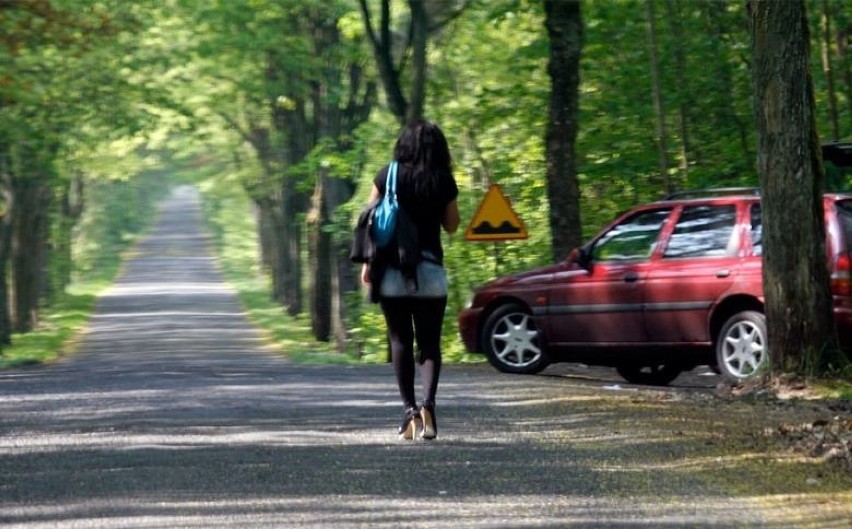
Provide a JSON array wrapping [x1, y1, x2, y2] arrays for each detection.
[[371, 161, 399, 248]]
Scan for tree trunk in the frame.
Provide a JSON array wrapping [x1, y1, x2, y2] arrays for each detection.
[[0, 141, 13, 347], [543, 0, 584, 260], [11, 172, 49, 333], [750, 0, 840, 377], [820, 0, 841, 141], [704, 1, 753, 171], [358, 0, 408, 124], [308, 177, 331, 342], [646, 0, 672, 194], [279, 188, 303, 316], [49, 175, 83, 300], [665, 0, 691, 183], [257, 203, 274, 273], [407, 0, 428, 123], [358, 0, 435, 126], [838, 25, 852, 133]]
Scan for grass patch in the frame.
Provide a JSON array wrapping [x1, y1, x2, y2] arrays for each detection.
[[810, 379, 852, 400], [0, 276, 114, 369]]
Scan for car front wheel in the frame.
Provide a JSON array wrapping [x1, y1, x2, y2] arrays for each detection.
[[716, 310, 768, 382], [481, 303, 549, 374]]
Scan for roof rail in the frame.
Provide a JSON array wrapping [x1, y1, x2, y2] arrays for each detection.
[[663, 187, 761, 201]]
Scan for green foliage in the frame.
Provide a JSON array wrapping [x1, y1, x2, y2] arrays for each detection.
[[6, 0, 851, 370], [73, 172, 171, 279]]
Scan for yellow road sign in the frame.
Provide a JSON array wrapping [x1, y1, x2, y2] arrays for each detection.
[[464, 184, 528, 241]]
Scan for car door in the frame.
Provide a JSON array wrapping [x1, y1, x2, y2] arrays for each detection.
[[643, 203, 742, 344], [547, 207, 674, 345]]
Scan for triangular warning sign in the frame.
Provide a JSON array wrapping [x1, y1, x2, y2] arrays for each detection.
[[464, 184, 528, 241]]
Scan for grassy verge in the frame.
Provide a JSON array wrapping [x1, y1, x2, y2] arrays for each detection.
[[197, 181, 487, 365], [0, 177, 169, 369], [0, 267, 118, 369]]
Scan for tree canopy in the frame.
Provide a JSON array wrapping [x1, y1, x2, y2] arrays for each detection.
[[1, 0, 850, 377]]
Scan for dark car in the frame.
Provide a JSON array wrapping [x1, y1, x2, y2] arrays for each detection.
[[458, 189, 852, 385]]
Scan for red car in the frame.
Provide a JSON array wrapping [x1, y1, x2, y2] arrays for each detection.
[[458, 189, 852, 385]]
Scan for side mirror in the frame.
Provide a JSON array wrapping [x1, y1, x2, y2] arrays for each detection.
[[569, 247, 592, 270]]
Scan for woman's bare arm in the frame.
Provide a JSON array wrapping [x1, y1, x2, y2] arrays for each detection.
[[443, 199, 460, 234]]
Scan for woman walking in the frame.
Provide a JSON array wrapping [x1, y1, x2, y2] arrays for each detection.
[[361, 120, 460, 440]]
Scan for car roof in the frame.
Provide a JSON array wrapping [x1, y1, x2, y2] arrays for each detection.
[[643, 189, 852, 208]]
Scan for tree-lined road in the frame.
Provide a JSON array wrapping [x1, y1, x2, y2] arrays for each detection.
[[0, 187, 849, 528]]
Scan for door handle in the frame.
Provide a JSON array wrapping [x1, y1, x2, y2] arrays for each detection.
[[716, 269, 731, 278], [623, 272, 639, 283]]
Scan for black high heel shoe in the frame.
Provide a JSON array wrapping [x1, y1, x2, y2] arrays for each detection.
[[398, 406, 422, 440], [420, 402, 437, 440]]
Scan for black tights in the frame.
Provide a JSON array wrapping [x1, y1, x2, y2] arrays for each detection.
[[380, 296, 447, 410]]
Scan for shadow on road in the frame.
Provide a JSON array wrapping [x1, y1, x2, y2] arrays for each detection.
[[0, 187, 848, 528]]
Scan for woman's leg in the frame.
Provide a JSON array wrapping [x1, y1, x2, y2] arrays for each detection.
[[412, 297, 448, 404], [380, 297, 417, 409]]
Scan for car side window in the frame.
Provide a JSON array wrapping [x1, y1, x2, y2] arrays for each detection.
[[836, 201, 852, 249], [592, 209, 672, 262], [664, 205, 738, 259], [750, 204, 762, 256]]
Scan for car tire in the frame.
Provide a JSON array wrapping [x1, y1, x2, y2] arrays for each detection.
[[481, 303, 549, 374], [715, 310, 768, 382], [615, 363, 682, 386]]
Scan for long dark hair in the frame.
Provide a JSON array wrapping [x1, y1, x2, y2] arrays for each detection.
[[393, 119, 453, 197]]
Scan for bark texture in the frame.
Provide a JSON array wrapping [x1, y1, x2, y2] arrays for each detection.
[[544, 0, 584, 259], [750, 0, 840, 376]]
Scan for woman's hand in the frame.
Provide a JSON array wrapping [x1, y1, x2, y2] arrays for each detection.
[[361, 263, 370, 286]]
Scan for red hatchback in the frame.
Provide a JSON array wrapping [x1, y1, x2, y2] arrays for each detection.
[[458, 189, 852, 385]]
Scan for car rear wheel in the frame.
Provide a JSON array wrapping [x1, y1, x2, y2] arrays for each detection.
[[481, 303, 549, 374], [615, 363, 682, 386], [715, 310, 768, 382]]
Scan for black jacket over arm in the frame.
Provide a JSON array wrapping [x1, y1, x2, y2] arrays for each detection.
[[350, 200, 422, 303]]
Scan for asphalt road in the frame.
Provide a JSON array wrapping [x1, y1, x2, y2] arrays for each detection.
[[0, 187, 849, 528]]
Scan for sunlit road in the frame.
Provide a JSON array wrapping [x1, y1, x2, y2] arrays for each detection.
[[0, 187, 848, 528]]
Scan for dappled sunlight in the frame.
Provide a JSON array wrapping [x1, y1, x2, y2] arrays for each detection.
[[92, 311, 247, 318], [3, 188, 849, 528], [593, 452, 770, 472], [100, 284, 235, 296], [489, 394, 624, 407], [2, 493, 850, 529]]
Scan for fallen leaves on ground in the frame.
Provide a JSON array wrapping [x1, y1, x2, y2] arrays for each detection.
[[714, 376, 852, 472]]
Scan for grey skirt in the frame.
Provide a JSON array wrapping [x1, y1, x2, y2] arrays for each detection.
[[380, 259, 448, 298]]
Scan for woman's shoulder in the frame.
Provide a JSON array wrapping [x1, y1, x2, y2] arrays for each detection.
[[373, 164, 391, 188]]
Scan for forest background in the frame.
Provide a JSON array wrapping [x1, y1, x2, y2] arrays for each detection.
[[1, 0, 850, 370]]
